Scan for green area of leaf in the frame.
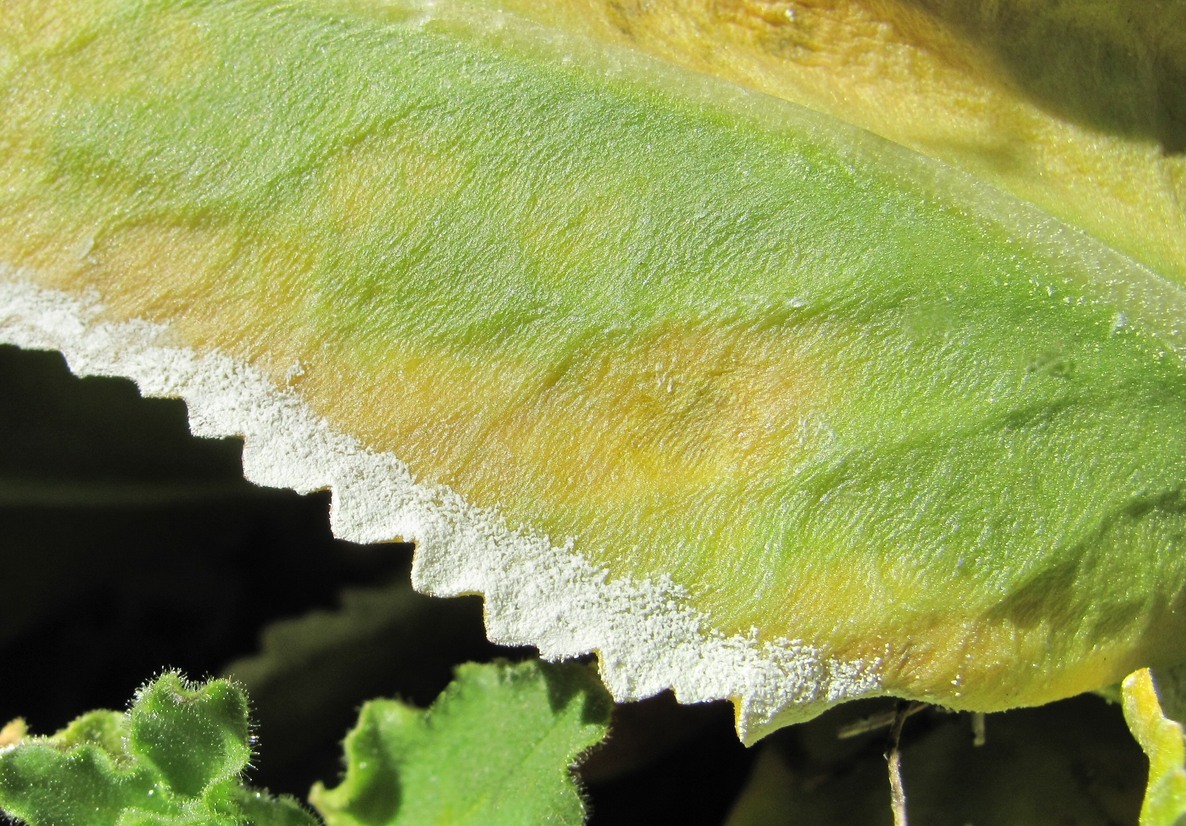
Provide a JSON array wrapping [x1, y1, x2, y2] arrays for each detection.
[[0, 672, 317, 826], [310, 659, 611, 826], [1122, 667, 1186, 825]]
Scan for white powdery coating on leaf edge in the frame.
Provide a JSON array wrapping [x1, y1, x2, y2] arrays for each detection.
[[0, 272, 882, 742]]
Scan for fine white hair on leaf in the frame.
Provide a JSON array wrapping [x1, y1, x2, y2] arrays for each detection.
[[0, 269, 884, 742]]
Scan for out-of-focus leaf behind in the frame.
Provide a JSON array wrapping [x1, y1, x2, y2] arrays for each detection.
[[727, 696, 1144, 825]]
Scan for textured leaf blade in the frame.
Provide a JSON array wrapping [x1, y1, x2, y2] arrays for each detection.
[[489, 0, 1186, 286], [0, 672, 318, 826], [310, 660, 611, 826], [2, 0, 1186, 736], [129, 671, 252, 798]]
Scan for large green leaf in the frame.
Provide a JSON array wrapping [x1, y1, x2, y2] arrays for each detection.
[[2, 0, 1184, 740]]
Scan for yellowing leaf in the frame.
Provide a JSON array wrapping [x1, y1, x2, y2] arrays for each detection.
[[1, 0, 1184, 740]]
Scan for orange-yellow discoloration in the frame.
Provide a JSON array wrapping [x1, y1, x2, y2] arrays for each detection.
[[1, 196, 834, 576], [1, 0, 212, 97], [320, 321, 829, 502], [326, 134, 470, 229], [0, 719, 26, 749], [0, 0, 107, 54], [52, 6, 214, 97], [823, 589, 1186, 714]]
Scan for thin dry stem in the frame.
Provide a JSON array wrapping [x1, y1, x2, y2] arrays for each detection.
[[972, 711, 986, 747], [886, 702, 925, 826]]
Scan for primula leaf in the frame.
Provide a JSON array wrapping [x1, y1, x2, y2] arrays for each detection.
[[0, 672, 318, 826], [1122, 668, 1186, 825], [2, 0, 1185, 739], [310, 659, 611, 826]]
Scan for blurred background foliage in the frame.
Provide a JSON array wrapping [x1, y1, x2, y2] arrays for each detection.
[[0, 342, 1151, 824]]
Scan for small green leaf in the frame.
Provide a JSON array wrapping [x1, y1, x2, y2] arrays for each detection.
[[310, 659, 611, 826], [222, 786, 329, 826], [0, 671, 318, 826], [48, 710, 128, 757], [1122, 668, 1186, 825], [129, 671, 252, 798]]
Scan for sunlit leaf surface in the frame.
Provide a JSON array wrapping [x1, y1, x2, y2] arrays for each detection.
[[1, 0, 1184, 739]]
